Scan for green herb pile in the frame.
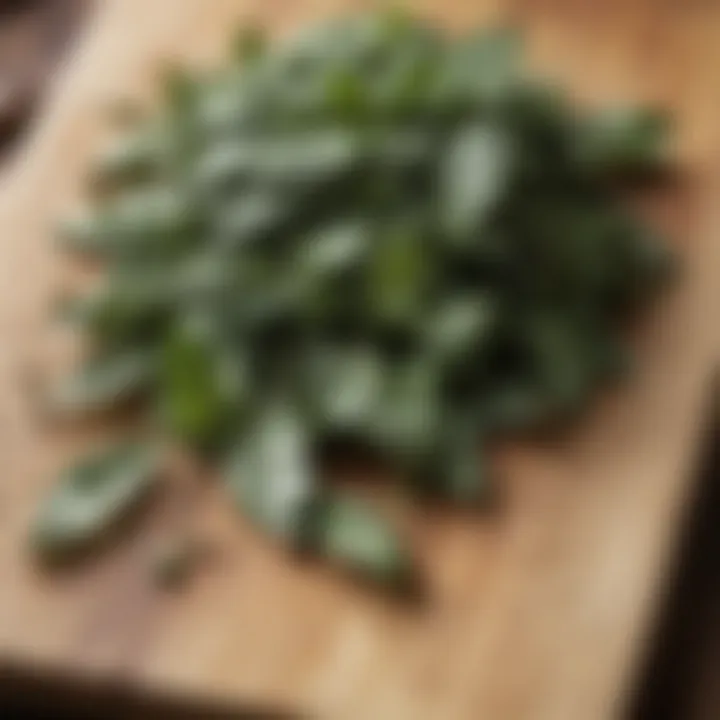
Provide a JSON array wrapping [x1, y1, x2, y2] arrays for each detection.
[[34, 11, 675, 589]]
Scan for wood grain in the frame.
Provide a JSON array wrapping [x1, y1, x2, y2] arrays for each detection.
[[1, 1, 720, 718]]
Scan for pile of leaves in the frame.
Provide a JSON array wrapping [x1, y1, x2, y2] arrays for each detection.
[[33, 11, 675, 590]]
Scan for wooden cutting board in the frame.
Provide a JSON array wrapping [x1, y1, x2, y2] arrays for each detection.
[[1, 1, 720, 718]]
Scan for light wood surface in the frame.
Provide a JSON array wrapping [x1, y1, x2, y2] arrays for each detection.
[[1, 1, 720, 718]]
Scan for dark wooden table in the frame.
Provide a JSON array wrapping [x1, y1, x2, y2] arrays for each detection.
[[631, 388, 720, 720], [0, 0, 86, 166]]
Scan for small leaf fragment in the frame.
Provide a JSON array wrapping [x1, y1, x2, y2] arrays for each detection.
[[575, 106, 670, 175], [48, 350, 156, 416], [150, 534, 206, 590], [94, 127, 166, 185], [303, 493, 415, 589], [60, 188, 196, 258], [32, 443, 160, 561]]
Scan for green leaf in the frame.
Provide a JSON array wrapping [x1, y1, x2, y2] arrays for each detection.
[[280, 10, 411, 71], [163, 67, 199, 112], [49, 350, 156, 415], [233, 25, 267, 65], [439, 123, 513, 245], [298, 219, 370, 279], [60, 253, 239, 345], [294, 222, 370, 327], [370, 34, 441, 116], [60, 282, 169, 346], [161, 315, 244, 445], [425, 294, 497, 366], [482, 382, 551, 433], [264, 130, 362, 183], [303, 493, 414, 588], [60, 188, 196, 258], [464, 28, 522, 97], [216, 191, 289, 249], [370, 129, 434, 171], [324, 68, 370, 120], [368, 221, 432, 327], [163, 67, 205, 173], [94, 127, 166, 185], [194, 142, 256, 192], [525, 315, 593, 415], [198, 130, 360, 193], [436, 27, 522, 108], [369, 358, 441, 464], [305, 343, 385, 436], [198, 72, 268, 134], [32, 443, 160, 560], [440, 415, 488, 503], [226, 401, 315, 540], [575, 107, 670, 174]]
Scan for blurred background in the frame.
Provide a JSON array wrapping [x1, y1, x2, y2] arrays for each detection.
[[0, 2, 717, 719], [0, 0, 85, 168]]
